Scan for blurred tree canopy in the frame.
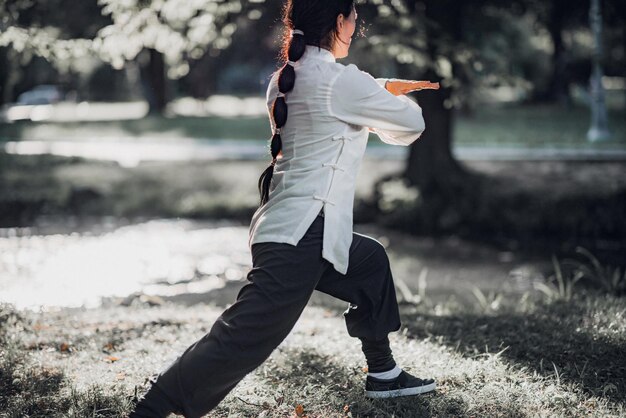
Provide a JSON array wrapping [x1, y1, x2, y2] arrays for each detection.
[[2, 0, 623, 110], [350, 0, 624, 233], [1, 0, 624, 232], [0, 0, 261, 111]]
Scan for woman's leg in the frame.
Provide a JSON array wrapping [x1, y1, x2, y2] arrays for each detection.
[[130, 217, 331, 418], [314, 231, 436, 398], [315, 231, 402, 341], [360, 335, 397, 373], [314, 232, 402, 370]]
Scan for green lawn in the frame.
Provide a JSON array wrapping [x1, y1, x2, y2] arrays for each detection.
[[453, 104, 626, 148], [1, 289, 624, 417], [1, 103, 624, 148], [0, 114, 271, 142]]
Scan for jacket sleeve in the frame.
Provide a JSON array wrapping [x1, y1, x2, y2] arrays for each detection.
[[328, 64, 425, 146]]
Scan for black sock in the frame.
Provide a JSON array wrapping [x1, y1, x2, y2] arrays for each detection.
[[359, 335, 396, 373]]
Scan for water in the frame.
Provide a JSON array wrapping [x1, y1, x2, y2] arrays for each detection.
[[0, 217, 543, 311], [0, 218, 251, 310], [2, 138, 408, 167]]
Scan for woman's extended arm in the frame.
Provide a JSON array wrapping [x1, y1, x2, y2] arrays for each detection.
[[329, 64, 427, 146], [376, 78, 440, 96]]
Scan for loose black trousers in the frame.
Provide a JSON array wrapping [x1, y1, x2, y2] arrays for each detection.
[[148, 214, 402, 417]]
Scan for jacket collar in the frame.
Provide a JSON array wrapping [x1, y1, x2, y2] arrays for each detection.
[[303, 45, 336, 63]]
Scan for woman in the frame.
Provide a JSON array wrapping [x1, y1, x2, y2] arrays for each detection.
[[129, 1, 438, 416]]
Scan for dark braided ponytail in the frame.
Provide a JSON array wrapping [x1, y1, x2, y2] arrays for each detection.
[[258, 0, 356, 206], [257, 29, 305, 206]]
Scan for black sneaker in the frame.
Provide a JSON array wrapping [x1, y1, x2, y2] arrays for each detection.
[[365, 370, 436, 398]]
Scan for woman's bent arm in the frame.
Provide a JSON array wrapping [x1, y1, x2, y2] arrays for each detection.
[[329, 64, 425, 146]]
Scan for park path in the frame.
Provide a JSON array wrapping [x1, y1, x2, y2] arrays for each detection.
[[3, 138, 626, 168]]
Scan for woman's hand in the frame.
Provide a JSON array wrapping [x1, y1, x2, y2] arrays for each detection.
[[384, 79, 440, 96]]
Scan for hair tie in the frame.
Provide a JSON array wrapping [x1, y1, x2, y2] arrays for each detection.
[[291, 29, 304, 36], [286, 60, 297, 67], [274, 127, 281, 135], [276, 92, 285, 98]]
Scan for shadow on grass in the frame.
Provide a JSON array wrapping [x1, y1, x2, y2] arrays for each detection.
[[236, 346, 526, 418], [157, 280, 353, 315], [158, 281, 247, 308], [0, 306, 131, 417], [0, 365, 130, 418], [402, 299, 626, 407], [0, 354, 66, 416], [0, 153, 72, 226]]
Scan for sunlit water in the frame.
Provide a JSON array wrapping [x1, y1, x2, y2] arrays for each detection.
[[4, 139, 624, 168], [0, 218, 544, 311], [0, 219, 252, 310], [2, 138, 407, 167], [2, 96, 267, 122]]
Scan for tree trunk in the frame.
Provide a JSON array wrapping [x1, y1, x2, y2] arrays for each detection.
[[1, 48, 21, 105], [186, 52, 219, 98], [139, 48, 167, 114], [402, 0, 466, 193], [403, 71, 463, 191], [537, 1, 569, 104]]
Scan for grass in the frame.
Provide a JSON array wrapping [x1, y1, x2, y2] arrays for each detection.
[[0, 307, 130, 417], [1, 103, 624, 148], [2, 152, 625, 258], [0, 153, 406, 227], [0, 153, 264, 226], [0, 114, 270, 142], [453, 104, 626, 148], [1, 286, 624, 417]]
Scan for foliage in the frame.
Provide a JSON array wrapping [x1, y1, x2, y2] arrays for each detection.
[[0, 0, 108, 74], [471, 287, 503, 313], [355, 0, 601, 109], [535, 247, 626, 302], [2, 0, 622, 108], [94, 0, 250, 78], [534, 255, 583, 302], [564, 247, 626, 296], [0, 0, 256, 78], [377, 176, 421, 214]]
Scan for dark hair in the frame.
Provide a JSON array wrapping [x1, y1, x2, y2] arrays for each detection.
[[258, 0, 356, 206]]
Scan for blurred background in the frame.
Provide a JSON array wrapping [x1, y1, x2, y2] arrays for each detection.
[[0, 0, 624, 310]]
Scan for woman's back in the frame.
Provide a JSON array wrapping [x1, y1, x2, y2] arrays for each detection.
[[249, 45, 425, 275]]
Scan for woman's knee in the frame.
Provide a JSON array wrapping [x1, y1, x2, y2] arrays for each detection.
[[359, 235, 391, 271]]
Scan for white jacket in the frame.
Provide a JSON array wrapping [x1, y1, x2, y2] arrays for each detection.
[[248, 45, 425, 274]]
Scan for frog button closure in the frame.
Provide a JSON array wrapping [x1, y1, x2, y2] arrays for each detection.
[[322, 163, 346, 172], [312, 195, 336, 205]]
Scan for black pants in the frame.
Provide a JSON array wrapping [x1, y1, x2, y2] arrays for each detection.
[[141, 214, 401, 417]]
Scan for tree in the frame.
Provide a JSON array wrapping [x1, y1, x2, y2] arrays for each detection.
[[357, 0, 588, 231], [522, 0, 588, 103], [358, 0, 497, 231], [0, 0, 107, 105], [0, 0, 256, 112], [356, 0, 624, 238]]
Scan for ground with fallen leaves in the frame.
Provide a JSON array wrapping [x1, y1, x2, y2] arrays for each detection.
[[1, 288, 624, 417]]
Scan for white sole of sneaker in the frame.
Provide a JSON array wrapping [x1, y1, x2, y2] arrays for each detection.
[[365, 381, 436, 398]]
